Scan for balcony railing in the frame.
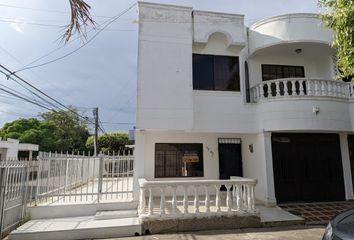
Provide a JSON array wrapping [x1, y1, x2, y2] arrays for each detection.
[[138, 177, 257, 220], [251, 78, 354, 102]]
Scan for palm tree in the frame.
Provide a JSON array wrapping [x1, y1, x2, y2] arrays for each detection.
[[63, 0, 94, 43]]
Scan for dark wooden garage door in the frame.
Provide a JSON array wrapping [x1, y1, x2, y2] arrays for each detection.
[[272, 133, 345, 203]]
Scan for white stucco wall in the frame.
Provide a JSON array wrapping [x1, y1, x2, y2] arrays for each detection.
[[249, 13, 334, 56], [137, 2, 194, 130]]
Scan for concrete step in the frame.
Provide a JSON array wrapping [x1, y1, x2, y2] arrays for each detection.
[[94, 210, 138, 220], [29, 201, 138, 219], [9, 216, 141, 240], [259, 206, 305, 227]]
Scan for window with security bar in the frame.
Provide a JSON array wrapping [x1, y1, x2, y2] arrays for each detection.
[[155, 143, 204, 178]]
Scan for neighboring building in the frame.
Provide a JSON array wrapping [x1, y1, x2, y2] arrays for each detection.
[[135, 2, 354, 205], [0, 138, 39, 160]]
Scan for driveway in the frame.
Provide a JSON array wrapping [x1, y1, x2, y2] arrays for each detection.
[[111, 226, 325, 240]]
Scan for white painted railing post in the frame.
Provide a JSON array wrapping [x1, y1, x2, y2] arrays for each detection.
[[139, 187, 146, 215], [138, 178, 258, 220], [194, 185, 200, 214], [225, 184, 232, 213], [267, 82, 271, 98], [284, 80, 289, 96], [321, 81, 326, 96], [250, 184, 256, 212], [291, 80, 296, 95], [148, 187, 153, 216], [314, 80, 319, 95], [236, 184, 242, 211], [275, 81, 280, 97], [260, 84, 264, 100], [160, 187, 166, 216], [306, 80, 312, 95], [171, 186, 177, 215], [328, 81, 332, 96], [204, 185, 210, 214], [299, 80, 305, 96], [183, 186, 188, 215], [215, 185, 221, 213]]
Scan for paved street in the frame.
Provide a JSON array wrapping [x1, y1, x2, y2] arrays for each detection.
[[113, 226, 325, 240]]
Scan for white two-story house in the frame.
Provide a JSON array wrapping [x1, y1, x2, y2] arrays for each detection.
[[134, 1, 354, 206]]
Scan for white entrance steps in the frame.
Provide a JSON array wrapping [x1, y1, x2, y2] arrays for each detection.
[[9, 214, 141, 240], [94, 210, 138, 220]]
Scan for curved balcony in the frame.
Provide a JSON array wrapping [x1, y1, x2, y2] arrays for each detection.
[[248, 14, 334, 57], [251, 78, 353, 102]]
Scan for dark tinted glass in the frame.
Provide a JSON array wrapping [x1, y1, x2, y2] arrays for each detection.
[[193, 54, 214, 90], [155, 143, 204, 178], [193, 54, 240, 91], [262, 64, 305, 81], [214, 56, 240, 91]]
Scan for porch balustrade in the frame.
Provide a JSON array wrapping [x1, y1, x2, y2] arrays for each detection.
[[138, 177, 257, 219], [251, 78, 354, 102]]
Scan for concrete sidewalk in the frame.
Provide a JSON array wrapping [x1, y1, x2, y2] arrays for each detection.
[[113, 226, 325, 240]]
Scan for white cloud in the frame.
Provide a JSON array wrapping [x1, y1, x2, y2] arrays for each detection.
[[10, 22, 24, 34]]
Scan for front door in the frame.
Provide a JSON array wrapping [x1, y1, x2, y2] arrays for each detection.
[[218, 138, 243, 180]]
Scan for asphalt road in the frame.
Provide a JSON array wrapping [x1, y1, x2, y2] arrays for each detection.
[[114, 226, 325, 240]]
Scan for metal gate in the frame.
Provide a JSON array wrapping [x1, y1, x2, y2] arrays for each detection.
[[0, 162, 28, 238]]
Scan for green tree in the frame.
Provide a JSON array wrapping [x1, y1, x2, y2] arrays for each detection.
[[0, 118, 59, 152], [86, 132, 129, 153], [40, 108, 90, 152], [319, 0, 354, 81]]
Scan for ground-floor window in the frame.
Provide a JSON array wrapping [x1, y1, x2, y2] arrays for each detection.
[[155, 143, 203, 178]]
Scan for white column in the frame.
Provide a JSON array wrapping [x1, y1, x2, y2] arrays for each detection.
[[263, 132, 277, 206], [28, 150, 33, 161], [133, 130, 146, 201], [339, 133, 354, 200]]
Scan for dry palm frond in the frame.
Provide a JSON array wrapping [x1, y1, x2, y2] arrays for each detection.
[[62, 0, 95, 43]]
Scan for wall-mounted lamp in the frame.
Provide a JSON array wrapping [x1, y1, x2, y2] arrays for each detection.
[[249, 144, 254, 153], [295, 48, 302, 54], [313, 106, 320, 115]]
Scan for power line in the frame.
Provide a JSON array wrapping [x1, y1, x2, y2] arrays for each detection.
[[0, 18, 65, 28], [0, 3, 118, 19], [0, 69, 63, 110], [0, 64, 96, 126], [12, 4, 136, 71], [0, 86, 55, 112], [0, 18, 136, 31], [98, 117, 106, 134], [12, 2, 137, 74]]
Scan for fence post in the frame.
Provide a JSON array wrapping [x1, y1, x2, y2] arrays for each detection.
[[35, 152, 43, 206], [0, 168, 5, 238], [97, 154, 104, 203], [22, 163, 30, 217]]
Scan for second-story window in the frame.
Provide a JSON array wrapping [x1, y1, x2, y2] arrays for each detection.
[[193, 54, 240, 91], [262, 64, 305, 81]]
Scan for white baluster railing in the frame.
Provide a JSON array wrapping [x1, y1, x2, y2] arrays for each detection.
[[138, 177, 258, 219], [250, 78, 352, 103]]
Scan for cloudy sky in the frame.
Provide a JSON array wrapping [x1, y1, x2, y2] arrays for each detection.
[[0, 0, 320, 133]]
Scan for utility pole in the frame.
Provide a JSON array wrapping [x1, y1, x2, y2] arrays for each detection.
[[93, 107, 99, 156]]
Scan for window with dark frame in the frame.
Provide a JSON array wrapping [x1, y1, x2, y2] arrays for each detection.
[[155, 143, 204, 178], [193, 54, 240, 91], [261, 64, 305, 81], [261, 64, 305, 96]]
